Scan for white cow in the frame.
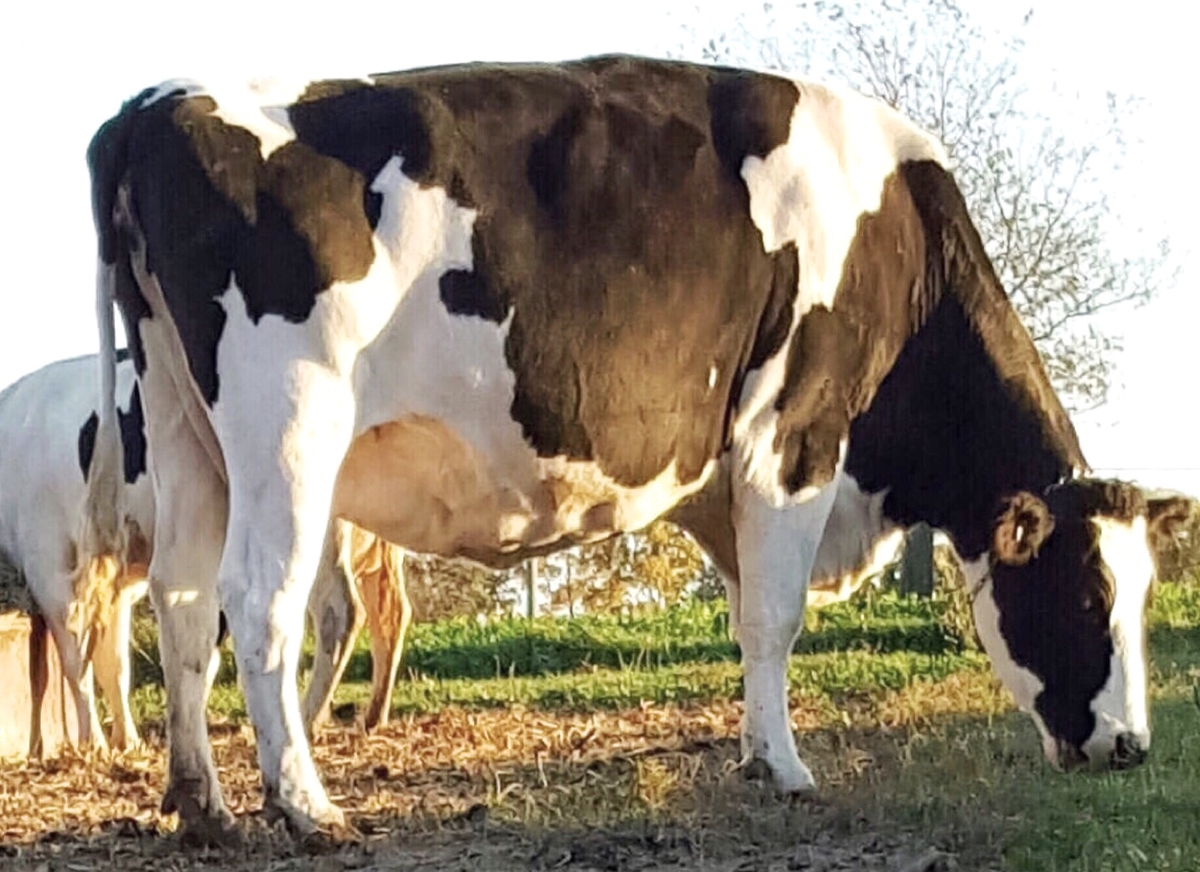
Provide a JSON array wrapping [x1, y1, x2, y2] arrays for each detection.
[[0, 354, 411, 754]]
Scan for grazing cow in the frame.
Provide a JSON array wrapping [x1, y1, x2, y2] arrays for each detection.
[[0, 354, 411, 756], [83, 55, 1185, 839]]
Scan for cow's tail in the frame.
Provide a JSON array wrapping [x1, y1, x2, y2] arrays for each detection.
[[72, 257, 127, 634], [76, 99, 141, 613], [69, 256, 127, 647]]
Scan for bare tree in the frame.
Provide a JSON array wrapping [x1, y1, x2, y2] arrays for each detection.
[[675, 0, 1173, 412]]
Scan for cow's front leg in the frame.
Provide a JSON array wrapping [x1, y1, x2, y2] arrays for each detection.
[[216, 369, 355, 837], [732, 481, 837, 794]]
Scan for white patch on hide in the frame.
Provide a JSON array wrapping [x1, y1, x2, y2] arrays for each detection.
[[140, 76, 312, 159], [731, 80, 945, 501], [1084, 515, 1154, 760]]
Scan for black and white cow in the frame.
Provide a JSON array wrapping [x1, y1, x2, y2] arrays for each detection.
[[0, 353, 411, 755], [82, 55, 1185, 839]]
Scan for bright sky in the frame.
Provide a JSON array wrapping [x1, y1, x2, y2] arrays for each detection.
[[1, 1, 1195, 493]]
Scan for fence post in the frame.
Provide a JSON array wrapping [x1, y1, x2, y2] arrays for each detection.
[[525, 557, 539, 620], [898, 523, 934, 598]]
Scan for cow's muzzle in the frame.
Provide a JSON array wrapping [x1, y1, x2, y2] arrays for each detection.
[[1110, 731, 1148, 770]]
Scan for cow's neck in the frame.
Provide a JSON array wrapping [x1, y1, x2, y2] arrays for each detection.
[[842, 293, 1080, 563]]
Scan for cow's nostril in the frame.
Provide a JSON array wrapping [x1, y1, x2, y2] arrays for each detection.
[[1112, 732, 1147, 769]]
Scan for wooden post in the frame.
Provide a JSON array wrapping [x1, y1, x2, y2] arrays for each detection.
[[898, 523, 935, 598], [565, 558, 575, 619], [0, 610, 80, 758], [525, 558, 539, 620]]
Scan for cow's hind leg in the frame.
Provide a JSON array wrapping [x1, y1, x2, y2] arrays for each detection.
[[362, 542, 411, 730], [136, 331, 233, 842], [731, 480, 838, 794], [42, 598, 106, 752], [92, 581, 147, 750], [149, 474, 230, 840], [215, 366, 356, 836], [302, 522, 365, 736]]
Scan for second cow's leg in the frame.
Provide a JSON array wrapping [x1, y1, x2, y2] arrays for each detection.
[[92, 581, 147, 751], [362, 541, 412, 730], [302, 521, 366, 735]]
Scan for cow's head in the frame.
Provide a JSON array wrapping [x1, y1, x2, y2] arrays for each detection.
[[968, 479, 1192, 771]]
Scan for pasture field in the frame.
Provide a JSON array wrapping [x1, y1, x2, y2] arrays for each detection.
[[2, 581, 1198, 871]]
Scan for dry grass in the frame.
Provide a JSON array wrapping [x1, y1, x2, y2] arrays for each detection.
[[0, 671, 1015, 871]]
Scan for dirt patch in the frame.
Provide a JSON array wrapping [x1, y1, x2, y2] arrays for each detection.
[[0, 705, 993, 871]]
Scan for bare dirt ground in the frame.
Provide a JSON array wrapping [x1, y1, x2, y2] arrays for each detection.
[[0, 704, 983, 872]]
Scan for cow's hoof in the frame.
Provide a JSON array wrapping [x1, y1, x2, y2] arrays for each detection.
[[738, 754, 818, 796], [162, 777, 237, 848], [739, 756, 775, 784], [263, 790, 346, 839], [780, 780, 820, 801], [177, 814, 243, 850], [775, 772, 818, 797], [172, 808, 239, 849], [362, 706, 387, 732], [300, 820, 365, 854]]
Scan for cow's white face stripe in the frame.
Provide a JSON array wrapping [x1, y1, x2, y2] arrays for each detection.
[[1085, 515, 1153, 760]]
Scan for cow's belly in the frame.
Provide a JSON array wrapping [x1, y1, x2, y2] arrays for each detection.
[[331, 414, 713, 565]]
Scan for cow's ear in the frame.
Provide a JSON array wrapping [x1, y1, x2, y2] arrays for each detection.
[[993, 492, 1055, 566], [1146, 493, 1194, 550]]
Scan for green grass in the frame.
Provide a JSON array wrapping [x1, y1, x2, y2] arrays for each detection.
[[130, 589, 978, 721], [840, 674, 1200, 872], [353, 590, 970, 681], [322, 648, 984, 718], [125, 581, 1200, 871], [129, 597, 982, 722], [795, 582, 1200, 872]]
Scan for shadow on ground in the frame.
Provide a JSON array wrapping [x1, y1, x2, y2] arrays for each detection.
[[10, 619, 1196, 870], [0, 701, 1041, 872]]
